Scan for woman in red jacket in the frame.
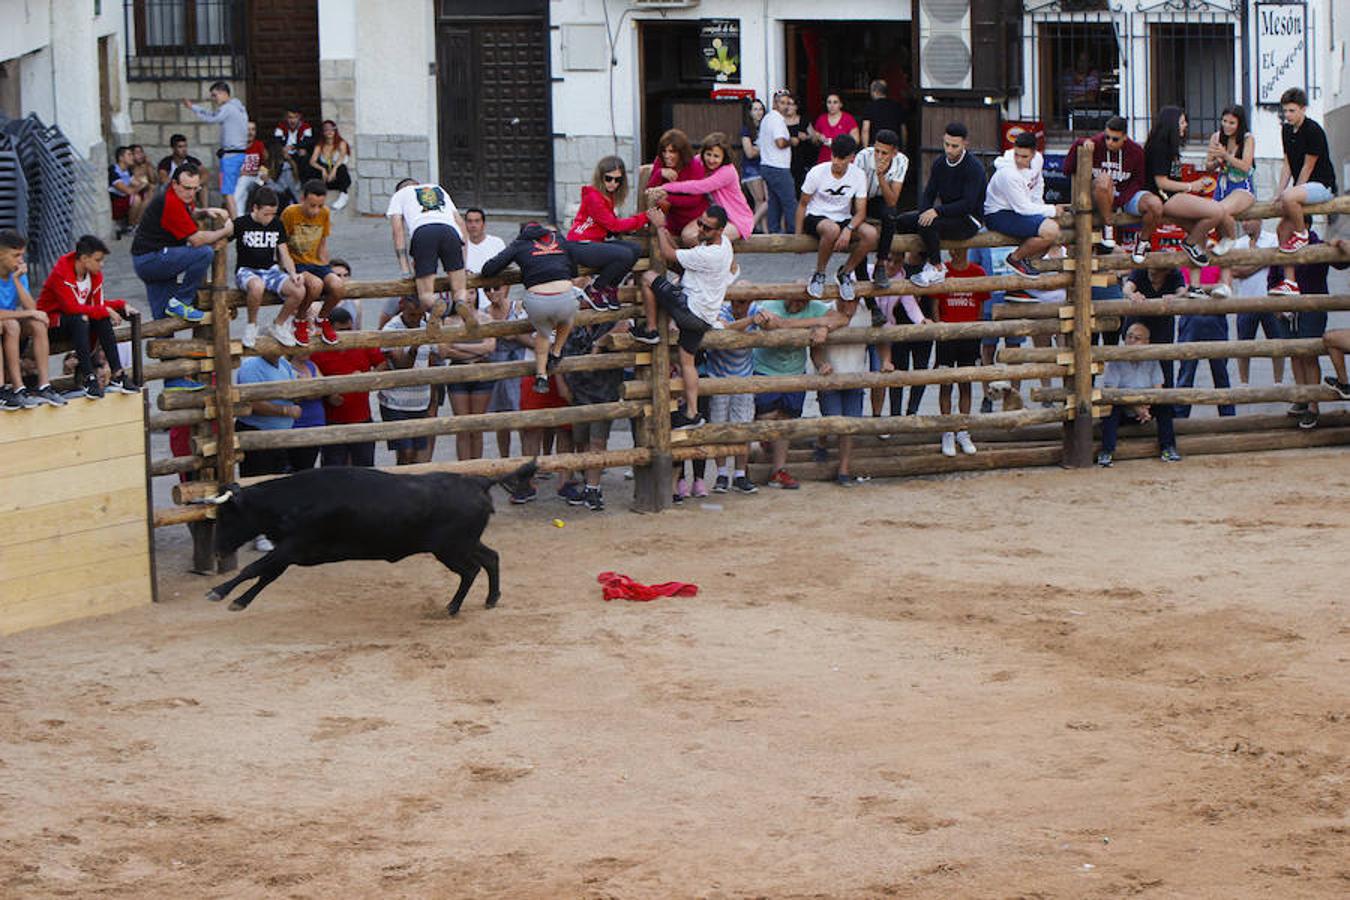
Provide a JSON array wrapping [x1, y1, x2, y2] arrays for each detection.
[[567, 156, 648, 310], [37, 235, 141, 399], [645, 129, 707, 239]]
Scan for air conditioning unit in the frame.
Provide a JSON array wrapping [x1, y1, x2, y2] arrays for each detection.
[[918, 0, 973, 91]]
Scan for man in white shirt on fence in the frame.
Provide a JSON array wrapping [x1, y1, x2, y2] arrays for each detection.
[[795, 134, 877, 304]]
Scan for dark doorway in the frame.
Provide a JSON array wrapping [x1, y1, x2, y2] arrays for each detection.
[[245, 0, 321, 131], [640, 22, 745, 164], [436, 8, 550, 213]]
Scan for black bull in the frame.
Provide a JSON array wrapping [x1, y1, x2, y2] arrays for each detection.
[[202, 463, 536, 614]]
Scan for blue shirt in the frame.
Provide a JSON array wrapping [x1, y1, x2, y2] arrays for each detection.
[[704, 302, 761, 378], [237, 355, 296, 430], [0, 272, 28, 311]]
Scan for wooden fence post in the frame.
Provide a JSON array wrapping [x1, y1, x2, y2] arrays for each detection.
[[632, 232, 673, 511], [1062, 143, 1097, 466]]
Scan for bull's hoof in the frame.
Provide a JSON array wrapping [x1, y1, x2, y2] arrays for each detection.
[[484, 596, 499, 609], [205, 589, 224, 602], [228, 601, 247, 612], [446, 604, 462, 617]]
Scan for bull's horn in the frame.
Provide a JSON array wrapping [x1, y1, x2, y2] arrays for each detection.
[[206, 490, 234, 505]]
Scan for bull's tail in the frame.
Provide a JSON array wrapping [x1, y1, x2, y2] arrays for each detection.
[[491, 460, 539, 495]]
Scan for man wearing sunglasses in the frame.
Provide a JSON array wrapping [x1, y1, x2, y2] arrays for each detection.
[[1064, 115, 1153, 256], [632, 205, 737, 430]]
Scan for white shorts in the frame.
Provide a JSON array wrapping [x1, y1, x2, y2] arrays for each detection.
[[709, 393, 754, 424]]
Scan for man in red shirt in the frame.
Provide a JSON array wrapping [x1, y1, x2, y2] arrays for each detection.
[[933, 247, 990, 457], [309, 307, 388, 466]]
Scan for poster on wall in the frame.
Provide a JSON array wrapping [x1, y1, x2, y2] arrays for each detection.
[[700, 19, 741, 84], [1256, 2, 1307, 106]]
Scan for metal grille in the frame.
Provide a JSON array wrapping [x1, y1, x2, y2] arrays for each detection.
[[123, 0, 245, 82], [1021, 0, 1243, 143], [0, 132, 29, 237]]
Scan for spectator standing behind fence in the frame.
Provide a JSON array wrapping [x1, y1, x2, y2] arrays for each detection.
[[183, 81, 249, 218], [879, 254, 936, 419], [740, 102, 769, 234], [275, 107, 316, 184], [860, 80, 905, 150], [809, 93, 861, 165], [483, 287, 530, 458], [557, 317, 624, 512], [758, 90, 797, 234], [310, 120, 352, 211], [131, 164, 233, 390], [387, 177, 474, 327], [233, 186, 307, 350], [1096, 322, 1181, 467], [1121, 265, 1185, 389], [645, 129, 707, 240], [653, 132, 753, 246], [851, 129, 908, 290], [235, 344, 299, 478], [567, 158, 646, 310], [1173, 261, 1236, 419], [984, 132, 1065, 281], [1064, 116, 1152, 256], [36, 235, 141, 399], [752, 296, 834, 489], [460, 208, 507, 313], [310, 307, 386, 467], [1279, 231, 1348, 429], [813, 294, 881, 486], [703, 295, 762, 495], [784, 95, 815, 195], [441, 304, 496, 462], [933, 246, 987, 458], [0, 230, 64, 409], [284, 351, 327, 472], [282, 180, 347, 346], [380, 295, 440, 465], [894, 122, 985, 288], [1227, 219, 1286, 386], [1272, 88, 1339, 296]]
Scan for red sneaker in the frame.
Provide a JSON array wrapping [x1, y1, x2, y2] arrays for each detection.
[[318, 317, 339, 345], [768, 468, 800, 490], [1279, 231, 1309, 253], [1268, 279, 1301, 296], [293, 319, 311, 344]]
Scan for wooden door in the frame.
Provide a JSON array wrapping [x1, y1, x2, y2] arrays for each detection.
[[246, 0, 322, 133], [437, 19, 550, 212]]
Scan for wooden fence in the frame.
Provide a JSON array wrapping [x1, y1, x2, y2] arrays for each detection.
[[138, 155, 1350, 572]]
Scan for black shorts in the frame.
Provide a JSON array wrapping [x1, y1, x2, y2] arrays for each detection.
[[803, 214, 850, 237], [935, 338, 981, 368], [650, 275, 712, 355], [409, 223, 464, 278]]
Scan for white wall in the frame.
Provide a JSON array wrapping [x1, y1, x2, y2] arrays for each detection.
[[319, 0, 358, 59], [0, 0, 52, 65], [353, 0, 438, 173]]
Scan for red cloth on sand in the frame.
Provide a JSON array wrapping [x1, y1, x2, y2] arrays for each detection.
[[598, 572, 699, 602]]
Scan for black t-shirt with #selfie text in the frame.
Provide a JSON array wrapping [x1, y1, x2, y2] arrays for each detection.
[[1282, 118, 1338, 193], [233, 214, 288, 271]]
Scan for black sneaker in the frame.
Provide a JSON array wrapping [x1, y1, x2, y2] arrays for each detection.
[[546, 353, 562, 374], [1181, 241, 1209, 266], [509, 485, 537, 505], [1323, 376, 1350, 400], [602, 287, 623, 311], [732, 475, 759, 494], [1160, 447, 1183, 462], [532, 374, 550, 395], [584, 487, 605, 511], [1096, 451, 1114, 468], [630, 326, 660, 345], [871, 264, 891, 290], [31, 384, 67, 407], [979, 396, 994, 414], [670, 409, 705, 430], [713, 475, 730, 493], [107, 372, 141, 395], [1287, 402, 1309, 417], [12, 387, 40, 409], [0, 386, 21, 411], [1094, 239, 1117, 255], [1298, 409, 1319, 430], [82, 374, 104, 399], [558, 480, 586, 505], [1007, 256, 1041, 279]]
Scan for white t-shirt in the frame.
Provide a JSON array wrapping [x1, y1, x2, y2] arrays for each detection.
[[378, 315, 435, 410], [385, 184, 462, 239], [852, 147, 910, 199], [802, 161, 867, 221], [1234, 231, 1279, 297], [675, 236, 735, 325], [758, 109, 791, 168], [464, 232, 507, 309], [74, 274, 92, 305], [822, 303, 871, 374]]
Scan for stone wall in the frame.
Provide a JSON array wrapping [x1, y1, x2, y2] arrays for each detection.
[[552, 134, 637, 225], [352, 133, 429, 215]]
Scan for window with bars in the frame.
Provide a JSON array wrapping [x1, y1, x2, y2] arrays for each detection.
[[1148, 22, 1235, 142], [1038, 21, 1121, 136], [125, 0, 244, 80]]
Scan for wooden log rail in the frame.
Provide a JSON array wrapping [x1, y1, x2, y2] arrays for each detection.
[[1030, 385, 1340, 405], [673, 408, 1068, 445], [993, 293, 1350, 320], [999, 337, 1324, 364], [1037, 240, 1350, 275], [623, 364, 1068, 400]]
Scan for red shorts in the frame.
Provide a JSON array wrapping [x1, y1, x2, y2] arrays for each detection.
[[518, 375, 570, 431], [111, 193, 131, 220]]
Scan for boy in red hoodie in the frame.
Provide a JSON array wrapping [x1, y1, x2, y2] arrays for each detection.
[[38, 235, 141, 399]]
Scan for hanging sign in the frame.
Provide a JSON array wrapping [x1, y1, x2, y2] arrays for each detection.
[[700, 19, 741, 84], [1256, 2, 1307, 106]]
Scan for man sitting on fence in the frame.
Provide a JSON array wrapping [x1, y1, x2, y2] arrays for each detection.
[[310, 307, 387, 467], [752, 296, 835, 489], [1096, 322, 1180, 467], [281, 179, 347, 346], [795, 134, 878, 302], [703, 294, 763, 495], [632, 204, 738, 430], [0, 229, 65, 409], [893, 122, 986, 288], [984, 132, 1064, 280], [1271, 87, 1338, 295], [1064, 116, 1152, 256], [131, 163, 233, 390], [234, 186, 308, 349], [36, 234, 141, 399], [851, 128, 908, 290]]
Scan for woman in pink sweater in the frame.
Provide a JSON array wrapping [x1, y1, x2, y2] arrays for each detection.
[[652, 132, 753, 245]]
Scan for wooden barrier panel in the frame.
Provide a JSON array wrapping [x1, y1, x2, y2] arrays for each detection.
[[0, 394, 154, 634]]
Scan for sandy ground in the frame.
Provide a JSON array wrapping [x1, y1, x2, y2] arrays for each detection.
[[1, 450, 1348, 898]]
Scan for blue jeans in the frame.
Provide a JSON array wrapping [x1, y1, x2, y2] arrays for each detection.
[[1175, 314, 1234, 417], [818, 388, 865, 417], [761, 165, 797, 234], [133, 245, 214, 319], [1101, 404, 1176, 453]]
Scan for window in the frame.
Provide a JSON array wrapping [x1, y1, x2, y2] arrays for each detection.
[[1149, 23, 1235, 141], [130, 0, 238, 55], [1038, 21, 1121, 136]]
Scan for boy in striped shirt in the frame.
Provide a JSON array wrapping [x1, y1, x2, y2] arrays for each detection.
[[703, 297, 762, 494]]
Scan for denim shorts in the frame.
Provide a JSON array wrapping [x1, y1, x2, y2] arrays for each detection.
[[297, 262, 334, 279], [218, 153, 244, 195], [1302, 182, 1334, 205], [236, 265, 288, 293], [379, 404, 429, 452], [980, 296, 1026, 349], [1120, 192, 1145, 216], [754, 390, 805, 418], [818, 388, 865, 417], [1292, 311, 1328, 339]]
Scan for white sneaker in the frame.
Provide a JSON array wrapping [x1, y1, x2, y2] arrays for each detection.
[[1211, 283, 1233, 299], [332, 192, 349, 211], [254, 536, 275, 552], [270, 318, 298, 347], [1211, 236, 1234, 256], [956, 430, 977, 455], [242, 322, 260, 348], [941, 432, 957, 457], [911, 263, 946, 288]]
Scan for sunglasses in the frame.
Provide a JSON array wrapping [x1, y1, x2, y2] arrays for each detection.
[[603, 174, 624, 184]]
